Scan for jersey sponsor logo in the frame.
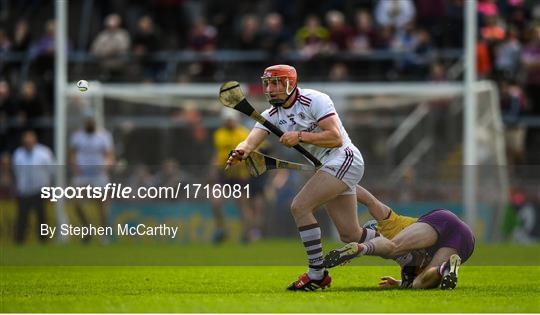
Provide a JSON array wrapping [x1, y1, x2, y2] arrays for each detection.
[[299, 112, 306, 120], [324, 165, 336, 172]]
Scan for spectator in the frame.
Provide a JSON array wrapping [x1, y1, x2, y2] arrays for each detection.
[[495, 26, 522, 78], [126, 164, 154, 189], [12, 130, 55, 243], [325, 10, 354, 52], [17, 81, 45, 124], [29, 19, 57, 104], [477, 35, 493, 78], [236, 14, 262, 50], [132, 15, 161, 81], [521, 24, 540, 115], [260, 12, 292, 60], [186, 17, 218, 80], [500, 80, 527, 164], [0, 152, 12, 199], [444, 0, 464, 47], [351, 10, 376, 54], [505, 0, 530, 38], [12, 20, 31, 52], [329, 62, 349, 81], [374, 0, 415, 29], [393, 24, 434, 75], [295, 15, 329, 58], [147, 0, 191, 48], [412, 29, 435, 73], [414, 0, 446, 46], [478, 0, 499, 20], [0, 28, 11, 77], [30, 19, 55, 61], [501, 79, 527, 118], [0, 28, 11, 53], [69, 116, 114, 243], [0, 84, 7, 153], [391, 21, 417, 52], [372, 25, 393, 49], [429, 62, 447, 82], [90, 14, 131, 80], [152, 158, 192, 188], [205, 0, 238, 48], [481, 15, 506, 43], [188, 17, 217, 53], [0, 80, 21, 153]]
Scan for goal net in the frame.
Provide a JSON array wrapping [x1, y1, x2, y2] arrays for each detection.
[[62, 81, 508, 240]]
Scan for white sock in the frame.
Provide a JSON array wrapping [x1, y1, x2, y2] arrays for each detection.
[[298, 223, 325, 280]]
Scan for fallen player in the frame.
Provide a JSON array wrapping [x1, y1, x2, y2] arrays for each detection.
[[324, 185, 476, 290]]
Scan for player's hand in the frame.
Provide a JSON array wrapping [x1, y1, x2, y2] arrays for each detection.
[[225, 149, 246, 169], [279, 131, 300, 147], [378, 276, 401, 288]]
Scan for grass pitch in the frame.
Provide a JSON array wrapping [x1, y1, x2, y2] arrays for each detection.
[[1, 242, 539, 313]]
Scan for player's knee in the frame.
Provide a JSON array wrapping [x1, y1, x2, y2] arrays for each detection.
[[290, 198, 312, 219], [339, 232, 360, 243]]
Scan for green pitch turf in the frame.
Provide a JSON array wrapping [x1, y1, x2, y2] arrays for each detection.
[[1, 242, 539, 313]]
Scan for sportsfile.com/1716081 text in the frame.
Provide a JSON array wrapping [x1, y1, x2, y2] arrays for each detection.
[[40, 183, 251, 202]]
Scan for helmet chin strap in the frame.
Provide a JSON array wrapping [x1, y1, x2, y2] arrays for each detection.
[[270, 84, 297, 107]]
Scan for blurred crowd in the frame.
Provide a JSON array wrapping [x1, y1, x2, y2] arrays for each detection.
[[1, 0, 538, 81], [1, 0, 539, 155]]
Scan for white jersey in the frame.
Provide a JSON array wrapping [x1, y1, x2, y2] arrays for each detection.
[[254, 87, 358, 165], [12, 144, 55, 196], [70, 129, 113, 177]]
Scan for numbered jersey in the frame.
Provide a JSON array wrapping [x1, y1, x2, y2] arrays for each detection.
[[254, 87, 356, 165]]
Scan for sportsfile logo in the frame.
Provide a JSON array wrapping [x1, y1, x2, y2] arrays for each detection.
[[40, 182, 250, 202]]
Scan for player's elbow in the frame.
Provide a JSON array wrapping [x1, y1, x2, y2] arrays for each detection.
[[330, 132, 343, 148]]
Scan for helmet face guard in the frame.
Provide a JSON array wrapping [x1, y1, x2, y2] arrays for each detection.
[[261, 76, 295, 106]]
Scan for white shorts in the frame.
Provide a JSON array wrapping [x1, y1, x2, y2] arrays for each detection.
[[319, 146, 364, 195]]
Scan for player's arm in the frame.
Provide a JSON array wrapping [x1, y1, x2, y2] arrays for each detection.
[[104, 149, 114, 170], [356, 185, 392, 221], [227, 128, 269, 167], [300, 114, 342, 147], [103, 133, 114, 170], [68, 147, 78, 174], [279, 114, 342, 148]]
